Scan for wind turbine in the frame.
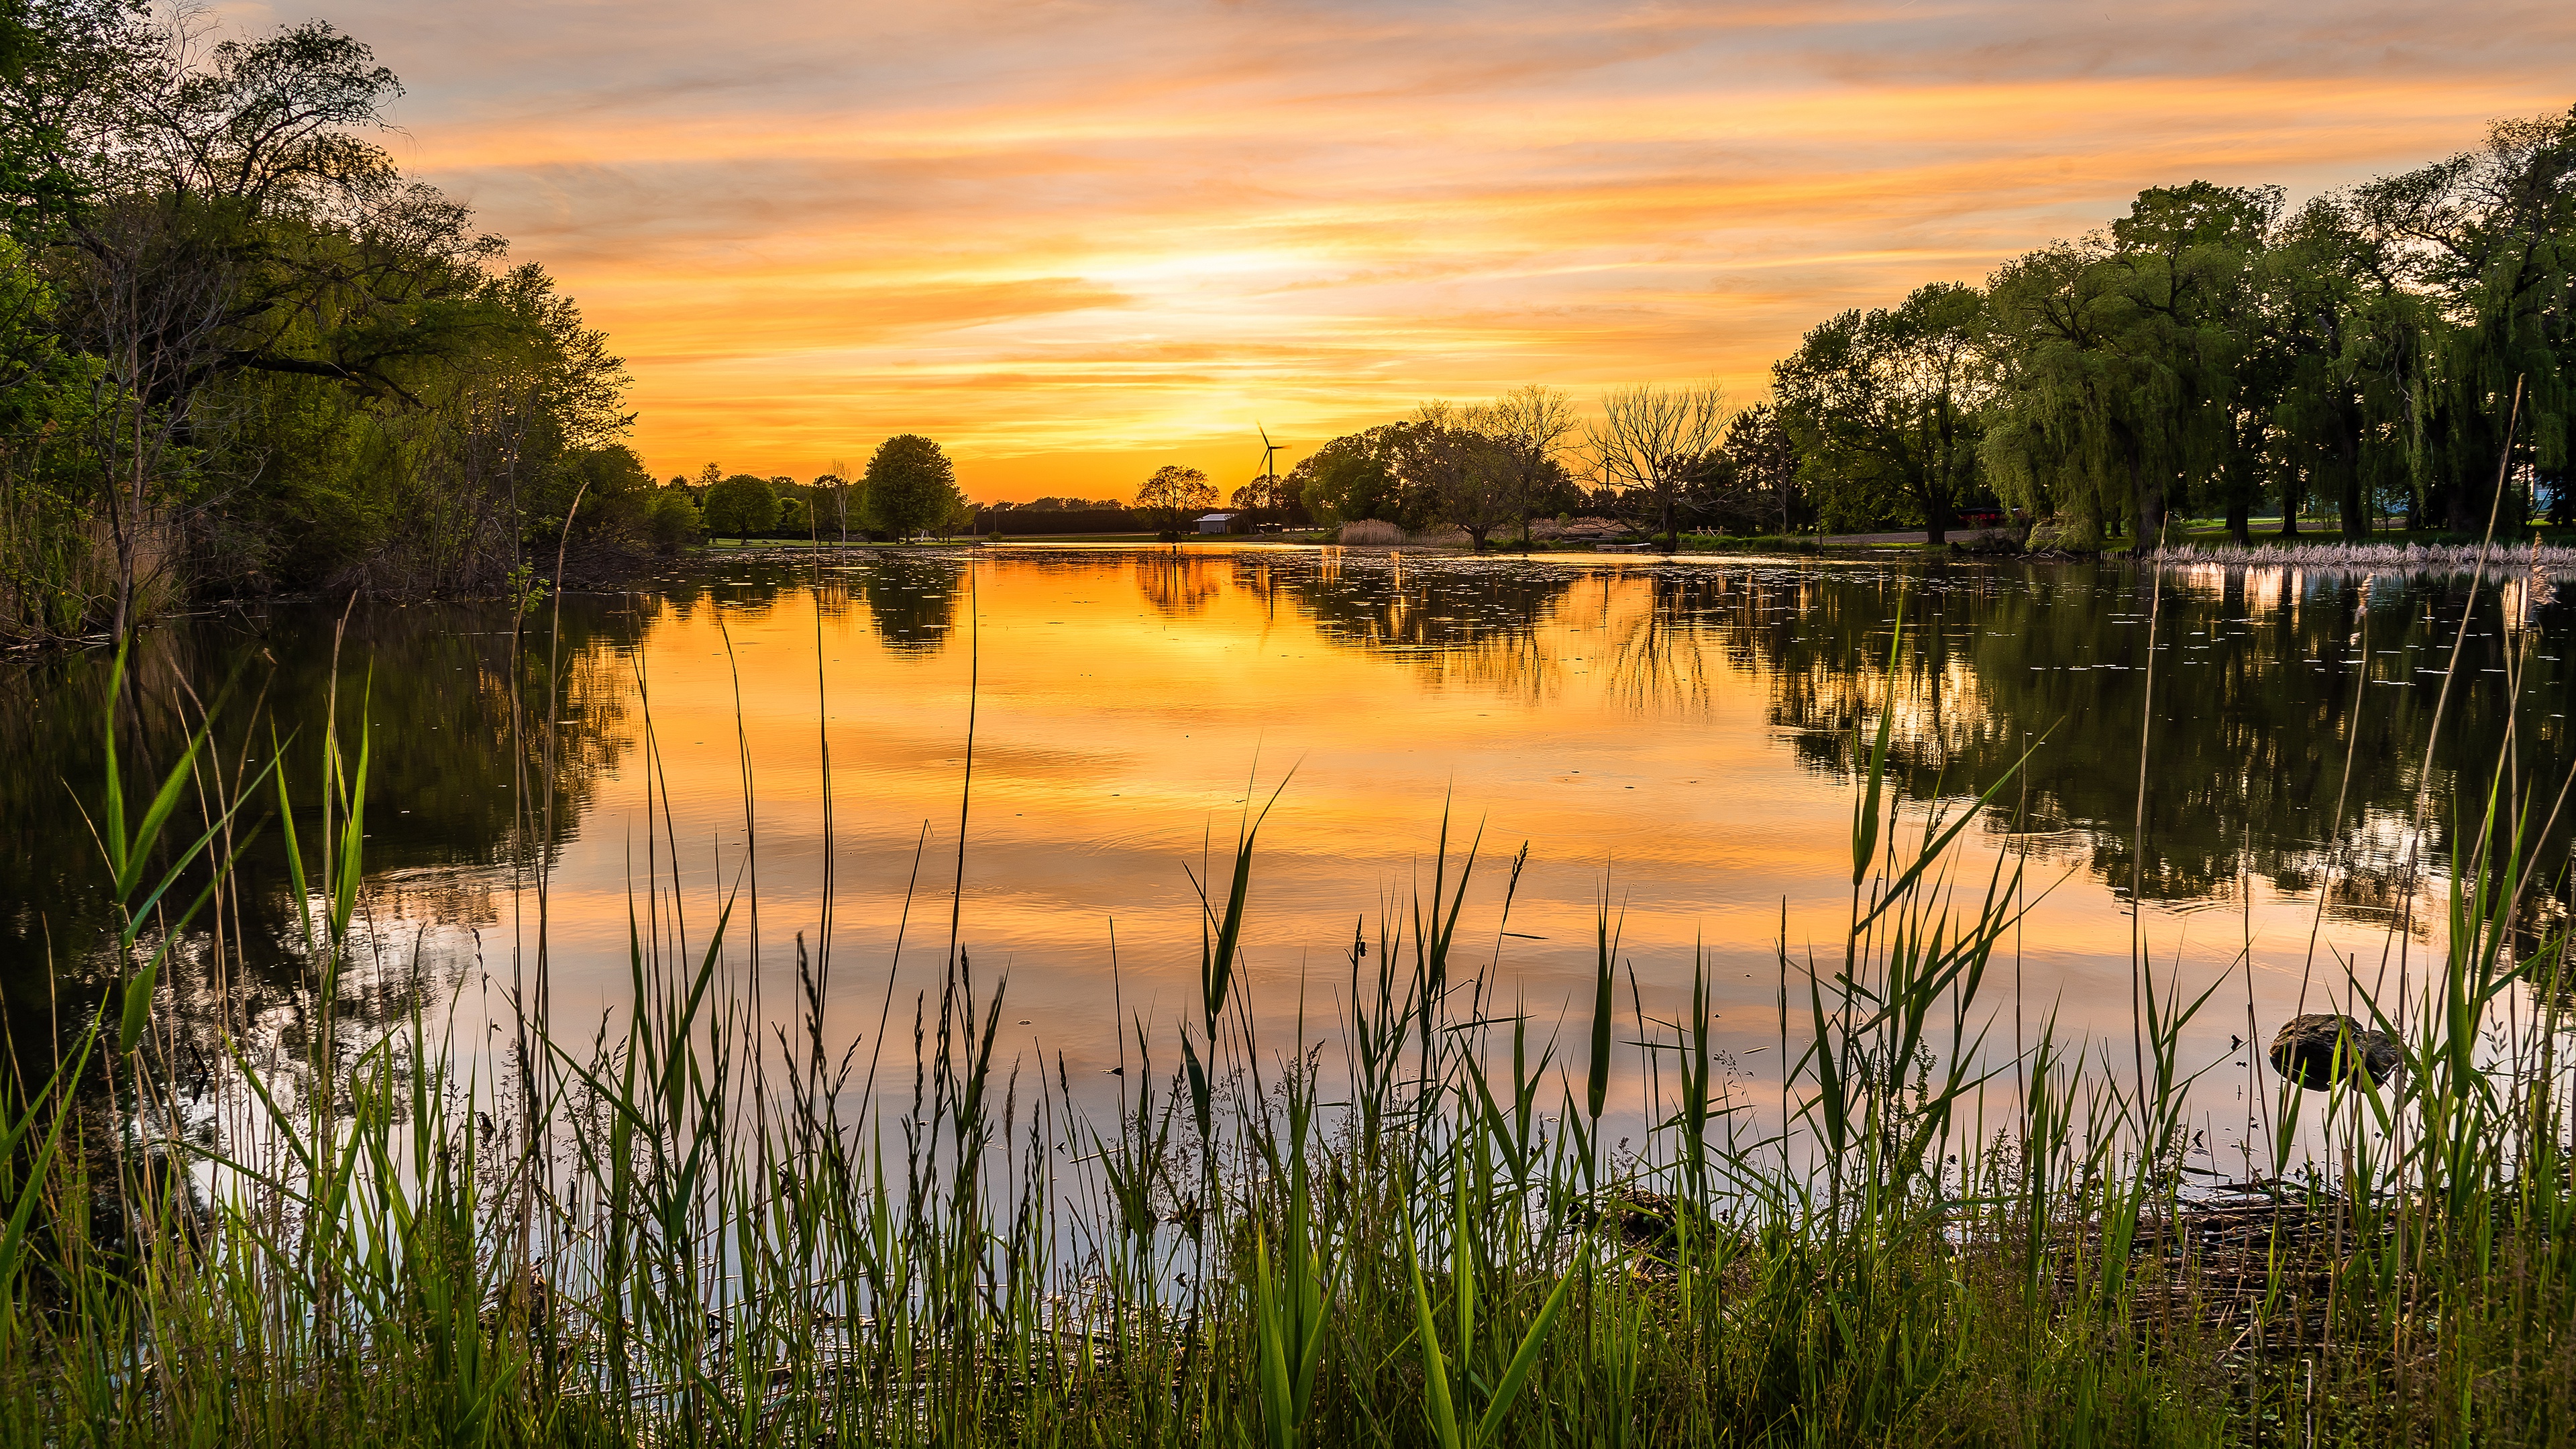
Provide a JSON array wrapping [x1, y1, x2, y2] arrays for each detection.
[[1254, 425, 1285, 511]]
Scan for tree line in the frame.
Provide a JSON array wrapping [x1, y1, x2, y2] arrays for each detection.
[[9, 0, 2558, 643], [1290, 107, 2572, 551], [1281, 384, 1796, 551], [0, 5, 675, 643], [676, 435, 972, 545]]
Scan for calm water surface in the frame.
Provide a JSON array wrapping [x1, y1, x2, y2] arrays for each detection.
[[5, 545, 2567, 1142]]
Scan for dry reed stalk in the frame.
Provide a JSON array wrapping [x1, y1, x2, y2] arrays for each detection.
[[2157, 539, 2576, 576]]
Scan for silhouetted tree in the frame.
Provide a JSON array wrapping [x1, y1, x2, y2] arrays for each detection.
[[1136, 463, 1214, 537], [861, 435, 968, 540], [1589, 380, 1731, 551]]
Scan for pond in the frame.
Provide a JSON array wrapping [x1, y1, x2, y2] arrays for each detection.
[[3, 544, 2567, 1160]]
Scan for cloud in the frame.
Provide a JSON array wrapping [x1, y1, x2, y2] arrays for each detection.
[[255, 0, 2576, 493]]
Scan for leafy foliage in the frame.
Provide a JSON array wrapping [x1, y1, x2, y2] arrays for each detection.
[[861, 433, 969, 539], [700, 474, 776, 542], [1776, 115, 2573, 545], [0, 8, 639, 641], [1776, 283, 1990, 541]]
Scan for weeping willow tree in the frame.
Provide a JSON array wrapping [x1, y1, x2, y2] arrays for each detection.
[[1950, 115, 2571, 551], [2353, 109, 2574, 531], [1980, 184, 2261, 549], [2256, 194, 2439, 539]]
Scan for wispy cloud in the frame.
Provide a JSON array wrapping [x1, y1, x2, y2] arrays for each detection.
[[261, 0, 2576, 495]]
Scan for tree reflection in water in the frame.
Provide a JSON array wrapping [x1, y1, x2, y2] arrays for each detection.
[[0, 591, 644, 1126], [1680, 559, 2568, 944], [1223, 549, 2572, 947], [851, 551, 967, 653], [7, 547, 2571, 1132], [1250, 551, 1583, 702], [1137, 550, 1224, 617]]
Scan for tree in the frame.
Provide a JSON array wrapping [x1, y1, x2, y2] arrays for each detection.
[[2256, 196, 2431, 540], [1981, 186, 2257, 550], [702, 474, 776, 543], [1472, 384, 1580, 548], [1291, 428, 1405, 527], [646, 486, 701, 551], [861, 433, 967, 539], [558, 442, 655, 548], [815, 462, 853, 543], [0, 9, 658, 639], [1719, 403, 1802, 535], [1136, 463, 1214, 537], [2350, 111, 2574, 531], [1387, 402, 1511, 549], [929, 488, 974, 539], [1589, 380, 1731, 550], [1774, 283, 1990, 543], [2112, 182, 2277, 542], [1230, 472, 1289, 519]]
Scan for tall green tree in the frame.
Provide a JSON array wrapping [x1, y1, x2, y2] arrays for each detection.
[[1773, 283, 1988, 543], [702, 474, 776, 543], [1708, 402, 1803, 536], [0, 10, 642, 639], [644, 484, 700, 551], [1291, 427, 1406, 528], [2254, 194, 2434, 539], [2352, 110, 2573, 530], [1982, 184, 2263, 548], [1399, 402, 1514, 549], [863, 434, 967, 539]]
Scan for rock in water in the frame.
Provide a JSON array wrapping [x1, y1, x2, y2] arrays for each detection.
[[2267, 1014, 2400, 1089]]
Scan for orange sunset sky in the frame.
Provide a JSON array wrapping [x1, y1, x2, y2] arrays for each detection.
[[296, 0, 2576, 499]]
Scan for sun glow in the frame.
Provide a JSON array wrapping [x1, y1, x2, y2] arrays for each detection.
[[341, 0, 2576, 496]]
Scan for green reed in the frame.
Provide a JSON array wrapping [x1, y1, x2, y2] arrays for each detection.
[[7, 604, 2575, 1448]]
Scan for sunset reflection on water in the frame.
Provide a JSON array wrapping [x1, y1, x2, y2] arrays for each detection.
[[6, 543, 2558, 1148], [468, 545, 2545, 1133]]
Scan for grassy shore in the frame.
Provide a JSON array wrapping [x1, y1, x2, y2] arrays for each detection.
[[12, 582, 2576, 1448]]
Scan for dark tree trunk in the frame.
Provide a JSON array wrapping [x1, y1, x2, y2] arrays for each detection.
[[2333, 405, 2369, 539], [2127, 442, 2163, 551], [2226, 500, 2250, 545], [2440, 476, 2473, 533]]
